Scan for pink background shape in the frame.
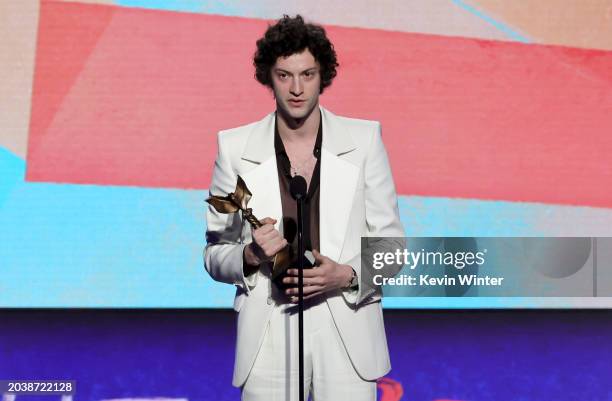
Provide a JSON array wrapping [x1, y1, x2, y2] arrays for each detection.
[[26, 1, 612, 208]]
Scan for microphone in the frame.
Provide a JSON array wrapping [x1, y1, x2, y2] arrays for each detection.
[[290, 175, 307, 200]]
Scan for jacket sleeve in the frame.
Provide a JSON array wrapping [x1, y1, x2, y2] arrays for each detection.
[[342, 122, 406, 306], [204, 131, 258, 294]]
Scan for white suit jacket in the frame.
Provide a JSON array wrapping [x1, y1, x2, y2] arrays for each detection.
[[204, 106, 405, 387]]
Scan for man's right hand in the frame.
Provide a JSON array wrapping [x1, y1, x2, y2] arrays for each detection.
[[244, 217, 288, 268]]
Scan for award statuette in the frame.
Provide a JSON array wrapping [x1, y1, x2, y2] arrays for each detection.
[[206, 175, 290, 278]]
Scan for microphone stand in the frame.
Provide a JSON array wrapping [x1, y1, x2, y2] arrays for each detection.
[[290, 175, 307, 401], [296, 190, 305, 401]]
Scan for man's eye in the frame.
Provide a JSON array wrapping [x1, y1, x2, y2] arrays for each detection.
[[278, 73, 288, 79]]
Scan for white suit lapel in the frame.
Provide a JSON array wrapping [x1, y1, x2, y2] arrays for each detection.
[[239, 113, 283, 228], [319, 107, 359, 261]]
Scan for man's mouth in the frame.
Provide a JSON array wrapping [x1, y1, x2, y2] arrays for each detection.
[[288, 99, 305, 107]]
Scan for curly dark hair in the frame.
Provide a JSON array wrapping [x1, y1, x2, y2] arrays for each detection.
[[253, 15, 339, 94]]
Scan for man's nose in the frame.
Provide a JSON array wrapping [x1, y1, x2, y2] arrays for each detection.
[[290, 77, 303, 96]]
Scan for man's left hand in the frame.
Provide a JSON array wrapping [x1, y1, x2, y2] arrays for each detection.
[[283, 249, 354, 302]]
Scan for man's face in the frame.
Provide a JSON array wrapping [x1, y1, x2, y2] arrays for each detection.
[[271, 49, 321, 121]]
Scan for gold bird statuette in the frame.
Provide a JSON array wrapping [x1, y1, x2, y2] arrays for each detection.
[[206, 175, 291, 278]]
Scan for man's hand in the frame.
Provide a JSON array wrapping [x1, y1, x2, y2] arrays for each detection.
[[244, 217, 288, 267], [282, 249, 354, 302]]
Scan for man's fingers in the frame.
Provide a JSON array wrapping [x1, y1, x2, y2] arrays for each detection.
[[253, 217, 277, 237], [256, 229, 280, 244], [259, 217, 277, 226], [283, 276, 322, 286], [285, 268, 324, 277], [255, 224, 274, 236], [252, 218, 287, 258]]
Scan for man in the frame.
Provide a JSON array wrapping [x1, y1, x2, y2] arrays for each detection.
[[205, 15, 404, 400]]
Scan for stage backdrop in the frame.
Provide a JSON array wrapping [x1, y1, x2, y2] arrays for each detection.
[[1, 0, 611, 308]]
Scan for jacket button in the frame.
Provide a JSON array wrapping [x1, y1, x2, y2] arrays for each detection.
[[267, 297, 274, 305]]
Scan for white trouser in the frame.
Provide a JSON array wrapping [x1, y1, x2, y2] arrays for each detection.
[[241, 296, 377, 401]]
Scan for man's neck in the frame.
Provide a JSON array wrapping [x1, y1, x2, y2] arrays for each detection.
[[276, 104, 320, 144]]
